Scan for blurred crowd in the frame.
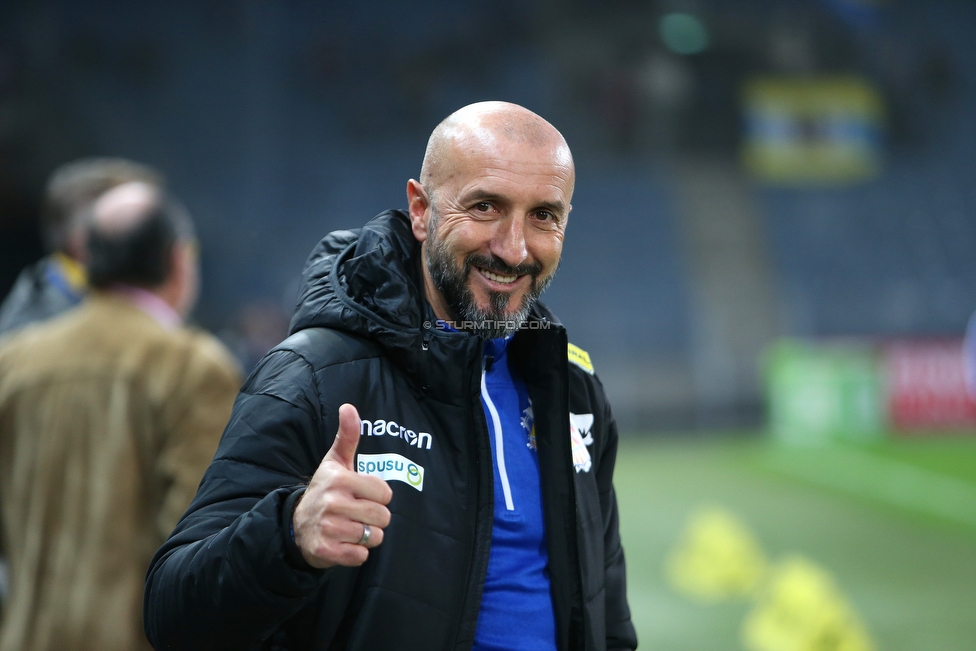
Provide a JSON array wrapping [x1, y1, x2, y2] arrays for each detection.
[[0, 158, 243, 650]]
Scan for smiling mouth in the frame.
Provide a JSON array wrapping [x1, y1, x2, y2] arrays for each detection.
[[477, 267, 519, 285]]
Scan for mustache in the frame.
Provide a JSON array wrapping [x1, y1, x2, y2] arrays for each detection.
[[465, 254, 542, 278]]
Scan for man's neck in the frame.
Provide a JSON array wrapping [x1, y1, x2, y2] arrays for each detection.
[[108, 284, 183, 330]]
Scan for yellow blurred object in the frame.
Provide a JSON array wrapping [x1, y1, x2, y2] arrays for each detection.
[[740, 75, 885, 186], [742, 555, 875, 651], [51, 251, 88, 292], [665, 506, 768, 601]]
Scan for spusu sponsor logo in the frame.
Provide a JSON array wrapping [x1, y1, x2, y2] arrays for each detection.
[[357, 453, 424, 491], [360, 418, 432, 450]]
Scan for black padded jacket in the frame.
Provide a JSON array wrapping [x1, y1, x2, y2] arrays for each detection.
[[143, 210, 637, 651]]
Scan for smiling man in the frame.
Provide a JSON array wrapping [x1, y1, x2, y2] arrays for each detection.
[[144, 102, 637, 651], [412, 103, 573, 340]]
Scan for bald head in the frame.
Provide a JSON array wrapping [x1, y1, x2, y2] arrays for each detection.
[[41, 157, 163, 255], [91, 181, 162, 236], [419, 101, 574, 197], [87, 181, 194, 292]]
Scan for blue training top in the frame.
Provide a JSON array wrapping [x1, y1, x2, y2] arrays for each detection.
[[472, 335, 557, 651]]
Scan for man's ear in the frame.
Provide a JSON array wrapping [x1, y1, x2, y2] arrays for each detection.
[[66, 224, 89, 263], [163, 240, 199, 319], [406, 179, 430, 243]]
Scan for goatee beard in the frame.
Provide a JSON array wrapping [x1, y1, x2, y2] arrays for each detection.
[[425, 221, 555, 339]]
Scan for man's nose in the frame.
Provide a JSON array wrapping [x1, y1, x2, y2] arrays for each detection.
[[490, 217, 528, 268]]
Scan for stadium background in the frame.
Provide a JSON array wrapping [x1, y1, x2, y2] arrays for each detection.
[[0, 0, 973, 649]]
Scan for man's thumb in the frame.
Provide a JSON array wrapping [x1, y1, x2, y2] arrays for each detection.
[[325, 403, 362, 470]]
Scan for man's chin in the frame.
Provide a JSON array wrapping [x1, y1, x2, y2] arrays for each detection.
[[472, 287, 525, 312], [471, 306, 524, 325], [455, 312, 517, 326], [467, 301, 534, 332]]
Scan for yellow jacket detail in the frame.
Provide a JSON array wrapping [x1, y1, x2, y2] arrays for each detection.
[[567, 342, 594, 374]]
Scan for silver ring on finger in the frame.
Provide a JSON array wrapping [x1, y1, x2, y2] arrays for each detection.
[[358, 523, 371, 546]]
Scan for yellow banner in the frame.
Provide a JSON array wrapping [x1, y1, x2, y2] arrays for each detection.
[[741, 76, 885, 185]]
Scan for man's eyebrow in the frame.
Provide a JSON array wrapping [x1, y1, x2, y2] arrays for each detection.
[[461, 189, 567, 215], [535, 199, 567, 215], [460, 189, 508, 205]]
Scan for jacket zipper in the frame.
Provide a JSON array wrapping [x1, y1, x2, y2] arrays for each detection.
[[480, 371, 515, 511], [448, 351, 496, 650]]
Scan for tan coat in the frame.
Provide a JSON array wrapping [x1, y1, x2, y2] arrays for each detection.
[[0, 293, 241, 651]]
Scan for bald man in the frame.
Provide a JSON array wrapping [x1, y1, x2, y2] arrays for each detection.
[[144, 102, 637, 651], [0, 157, 164, 337], [0, 183, 241, 651]]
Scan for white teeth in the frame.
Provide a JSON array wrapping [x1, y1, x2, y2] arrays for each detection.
[[480, 268, 517, 284]]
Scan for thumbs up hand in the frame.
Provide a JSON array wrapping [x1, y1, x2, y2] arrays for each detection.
[[293, 404, 393, 569]]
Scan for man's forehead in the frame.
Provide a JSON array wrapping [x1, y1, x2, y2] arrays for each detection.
[[421, 102, 574, 194], [446, 136, 574, 192], [450, 120, 570, 162], [448, 154, 574, 204]]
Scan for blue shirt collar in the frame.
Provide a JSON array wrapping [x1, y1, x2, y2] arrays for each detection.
[[435, 320, 511, 359]]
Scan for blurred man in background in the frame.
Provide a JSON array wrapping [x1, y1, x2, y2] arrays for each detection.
[[0, 157, 164, 610], [0, 157, 163, 337], [0, 181, 240, 651]]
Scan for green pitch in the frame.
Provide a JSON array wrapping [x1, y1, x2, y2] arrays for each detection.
[[613, 434, 976, 651]]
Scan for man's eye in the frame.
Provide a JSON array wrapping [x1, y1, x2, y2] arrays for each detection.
[[474, 202, 492, 212], [535, 211, 555, 222]]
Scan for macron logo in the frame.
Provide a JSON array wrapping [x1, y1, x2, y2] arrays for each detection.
[[360, 418, 433, 450]]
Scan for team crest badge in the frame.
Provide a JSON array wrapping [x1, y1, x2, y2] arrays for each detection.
[[569, 412, 594, 473], [521, 404, 537, 450]]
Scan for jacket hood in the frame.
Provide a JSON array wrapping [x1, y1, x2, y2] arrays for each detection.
[[290, 209, 470, 400], [291, 210, 428, 340]]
